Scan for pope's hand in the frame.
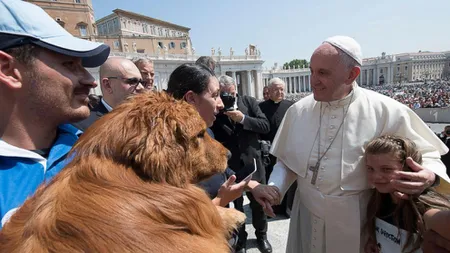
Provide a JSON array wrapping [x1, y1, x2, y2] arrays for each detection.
[[391, 157, 435, 199], [251, 184, 281, 218]]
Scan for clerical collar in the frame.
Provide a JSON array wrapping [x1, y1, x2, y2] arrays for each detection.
[[324, 83, 358, 108], [271, 99, 281, 104], [101, 98, 113, 112]]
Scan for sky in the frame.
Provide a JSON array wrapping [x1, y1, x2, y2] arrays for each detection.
[[92, 0, 450, 68]]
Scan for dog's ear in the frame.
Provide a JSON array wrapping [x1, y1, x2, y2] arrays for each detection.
[[136, 115, 195, 187]]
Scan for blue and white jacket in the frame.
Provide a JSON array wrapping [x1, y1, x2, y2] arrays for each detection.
[[0, 124, 81, 229]]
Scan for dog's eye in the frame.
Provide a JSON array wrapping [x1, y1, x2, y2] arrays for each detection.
[[197, 131, 205, 138]]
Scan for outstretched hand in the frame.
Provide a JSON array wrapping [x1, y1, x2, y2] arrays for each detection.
[[390, 157, 435, 199], [215, 175, 250, 207]]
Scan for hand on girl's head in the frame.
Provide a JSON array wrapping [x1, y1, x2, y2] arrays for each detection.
[[390, 157, 435, 199]]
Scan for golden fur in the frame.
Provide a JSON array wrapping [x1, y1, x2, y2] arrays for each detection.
[[0, 92, 245, 253]]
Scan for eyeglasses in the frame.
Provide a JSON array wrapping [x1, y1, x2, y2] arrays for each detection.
[[107, 77, 149, 89]]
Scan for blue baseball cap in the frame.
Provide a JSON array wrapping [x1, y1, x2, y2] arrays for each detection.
[[0, 0, 110, 68]]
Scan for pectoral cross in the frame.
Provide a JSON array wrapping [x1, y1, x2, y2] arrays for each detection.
[[309, 162, 320, 185]]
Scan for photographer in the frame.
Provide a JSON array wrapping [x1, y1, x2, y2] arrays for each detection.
[[211, 75, 272, 253]]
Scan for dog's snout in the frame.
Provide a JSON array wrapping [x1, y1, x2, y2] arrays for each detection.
[[226, 150, 232, 160]]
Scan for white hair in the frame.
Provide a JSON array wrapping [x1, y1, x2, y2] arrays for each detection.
[[268, 77, 285, 88], [218, 75, 236, 88]]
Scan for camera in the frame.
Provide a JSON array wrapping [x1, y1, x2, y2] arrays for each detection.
[[259, 140, 271, 157], [220, 92, 236, 112]]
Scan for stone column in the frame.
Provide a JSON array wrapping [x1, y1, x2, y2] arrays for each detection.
[[309, 75, 312, 91], [300, 76, 306, 92], [246, 70, 253, 97], [290, 76, 297, 93], [375, 67, 379, 85], [386, 67, 390, 84], [366, 70, 370, 86], [254, 70, 263, 100], [231, 71, 237, 83]]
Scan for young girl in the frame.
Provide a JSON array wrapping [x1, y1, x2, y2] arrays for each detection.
[[364, 135, 450, 253]]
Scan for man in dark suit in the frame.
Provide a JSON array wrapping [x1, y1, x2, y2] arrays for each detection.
[[73, 57, 146, 131], [259, 78, 296, 218], [438, 125, 450, 174], [211, 75, 271, 253]]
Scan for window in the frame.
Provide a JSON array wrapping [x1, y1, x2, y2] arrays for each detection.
[[158, 42, 164, 48], [150, 26, 155, 35], [405, 66, 408, 71], [169, 42, 175, 49], [143, 24, 148, 34], [158, 28, 163, 36], [55, 18, 65, 28], [113, 41, 120, 49], [74, 0, 81, 3], [180, 42, 187, 49], [171, 31, 176, 37], [78, 24, 87, 37], [137, 49, 145, 53]]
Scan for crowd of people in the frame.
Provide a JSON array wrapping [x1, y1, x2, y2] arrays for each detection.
[[363, 81, 450, 109], [283, 81, 450, 110], [2, 1, 450, 253]]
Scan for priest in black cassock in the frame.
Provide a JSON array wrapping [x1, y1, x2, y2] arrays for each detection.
[[259, 78, 296, 217]]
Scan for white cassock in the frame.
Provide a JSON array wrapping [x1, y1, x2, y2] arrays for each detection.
[[269, 83, 449, 253]]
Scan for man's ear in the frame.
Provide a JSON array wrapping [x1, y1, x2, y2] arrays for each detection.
[[347, 66, 361, 84], [101, 78, 113, 94], [0, 51, 22, 89], [184, 90, 197, 104]]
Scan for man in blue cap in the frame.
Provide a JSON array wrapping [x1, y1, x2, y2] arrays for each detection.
[[0, 0, 110, 228]]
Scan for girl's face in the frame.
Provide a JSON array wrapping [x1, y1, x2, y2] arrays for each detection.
[[366, 153, 404, 194]]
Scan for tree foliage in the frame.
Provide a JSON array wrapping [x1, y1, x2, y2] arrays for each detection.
[[283, 59, 309, 69]]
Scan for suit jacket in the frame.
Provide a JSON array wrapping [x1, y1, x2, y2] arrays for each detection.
[[439, 135, 450, 174], [211, 95, 270, 183], [72, 100, 109, 132]]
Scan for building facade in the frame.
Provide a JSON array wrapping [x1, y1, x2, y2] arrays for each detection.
[[95, 9, 192, 55], [25, 0, 96, 39], [358, 51, 450, 86]]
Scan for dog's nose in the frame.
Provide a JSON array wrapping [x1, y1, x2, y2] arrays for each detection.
[[226, 150, 232, 160]]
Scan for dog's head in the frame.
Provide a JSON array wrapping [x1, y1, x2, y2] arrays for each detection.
[[71, 92, 229, 187]]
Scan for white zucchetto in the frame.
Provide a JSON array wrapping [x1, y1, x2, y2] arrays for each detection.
[[323, 35, 363, 65]]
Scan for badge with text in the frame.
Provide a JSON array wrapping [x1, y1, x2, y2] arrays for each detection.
[[375, 218, 422, 253]]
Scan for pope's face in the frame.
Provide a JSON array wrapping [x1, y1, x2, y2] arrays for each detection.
[[309, 43, 354, 102]]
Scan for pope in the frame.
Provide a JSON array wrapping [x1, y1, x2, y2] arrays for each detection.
[[251, 35, 450, 253]]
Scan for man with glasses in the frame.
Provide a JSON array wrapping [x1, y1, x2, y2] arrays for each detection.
[[134, 58, 155, 91], [73, 57, 146, 131]]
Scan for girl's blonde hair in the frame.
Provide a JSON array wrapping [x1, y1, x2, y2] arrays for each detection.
[[364, 135, 450, 253]]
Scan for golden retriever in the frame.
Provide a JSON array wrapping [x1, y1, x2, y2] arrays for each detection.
[[0, 92, 245, 253]]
